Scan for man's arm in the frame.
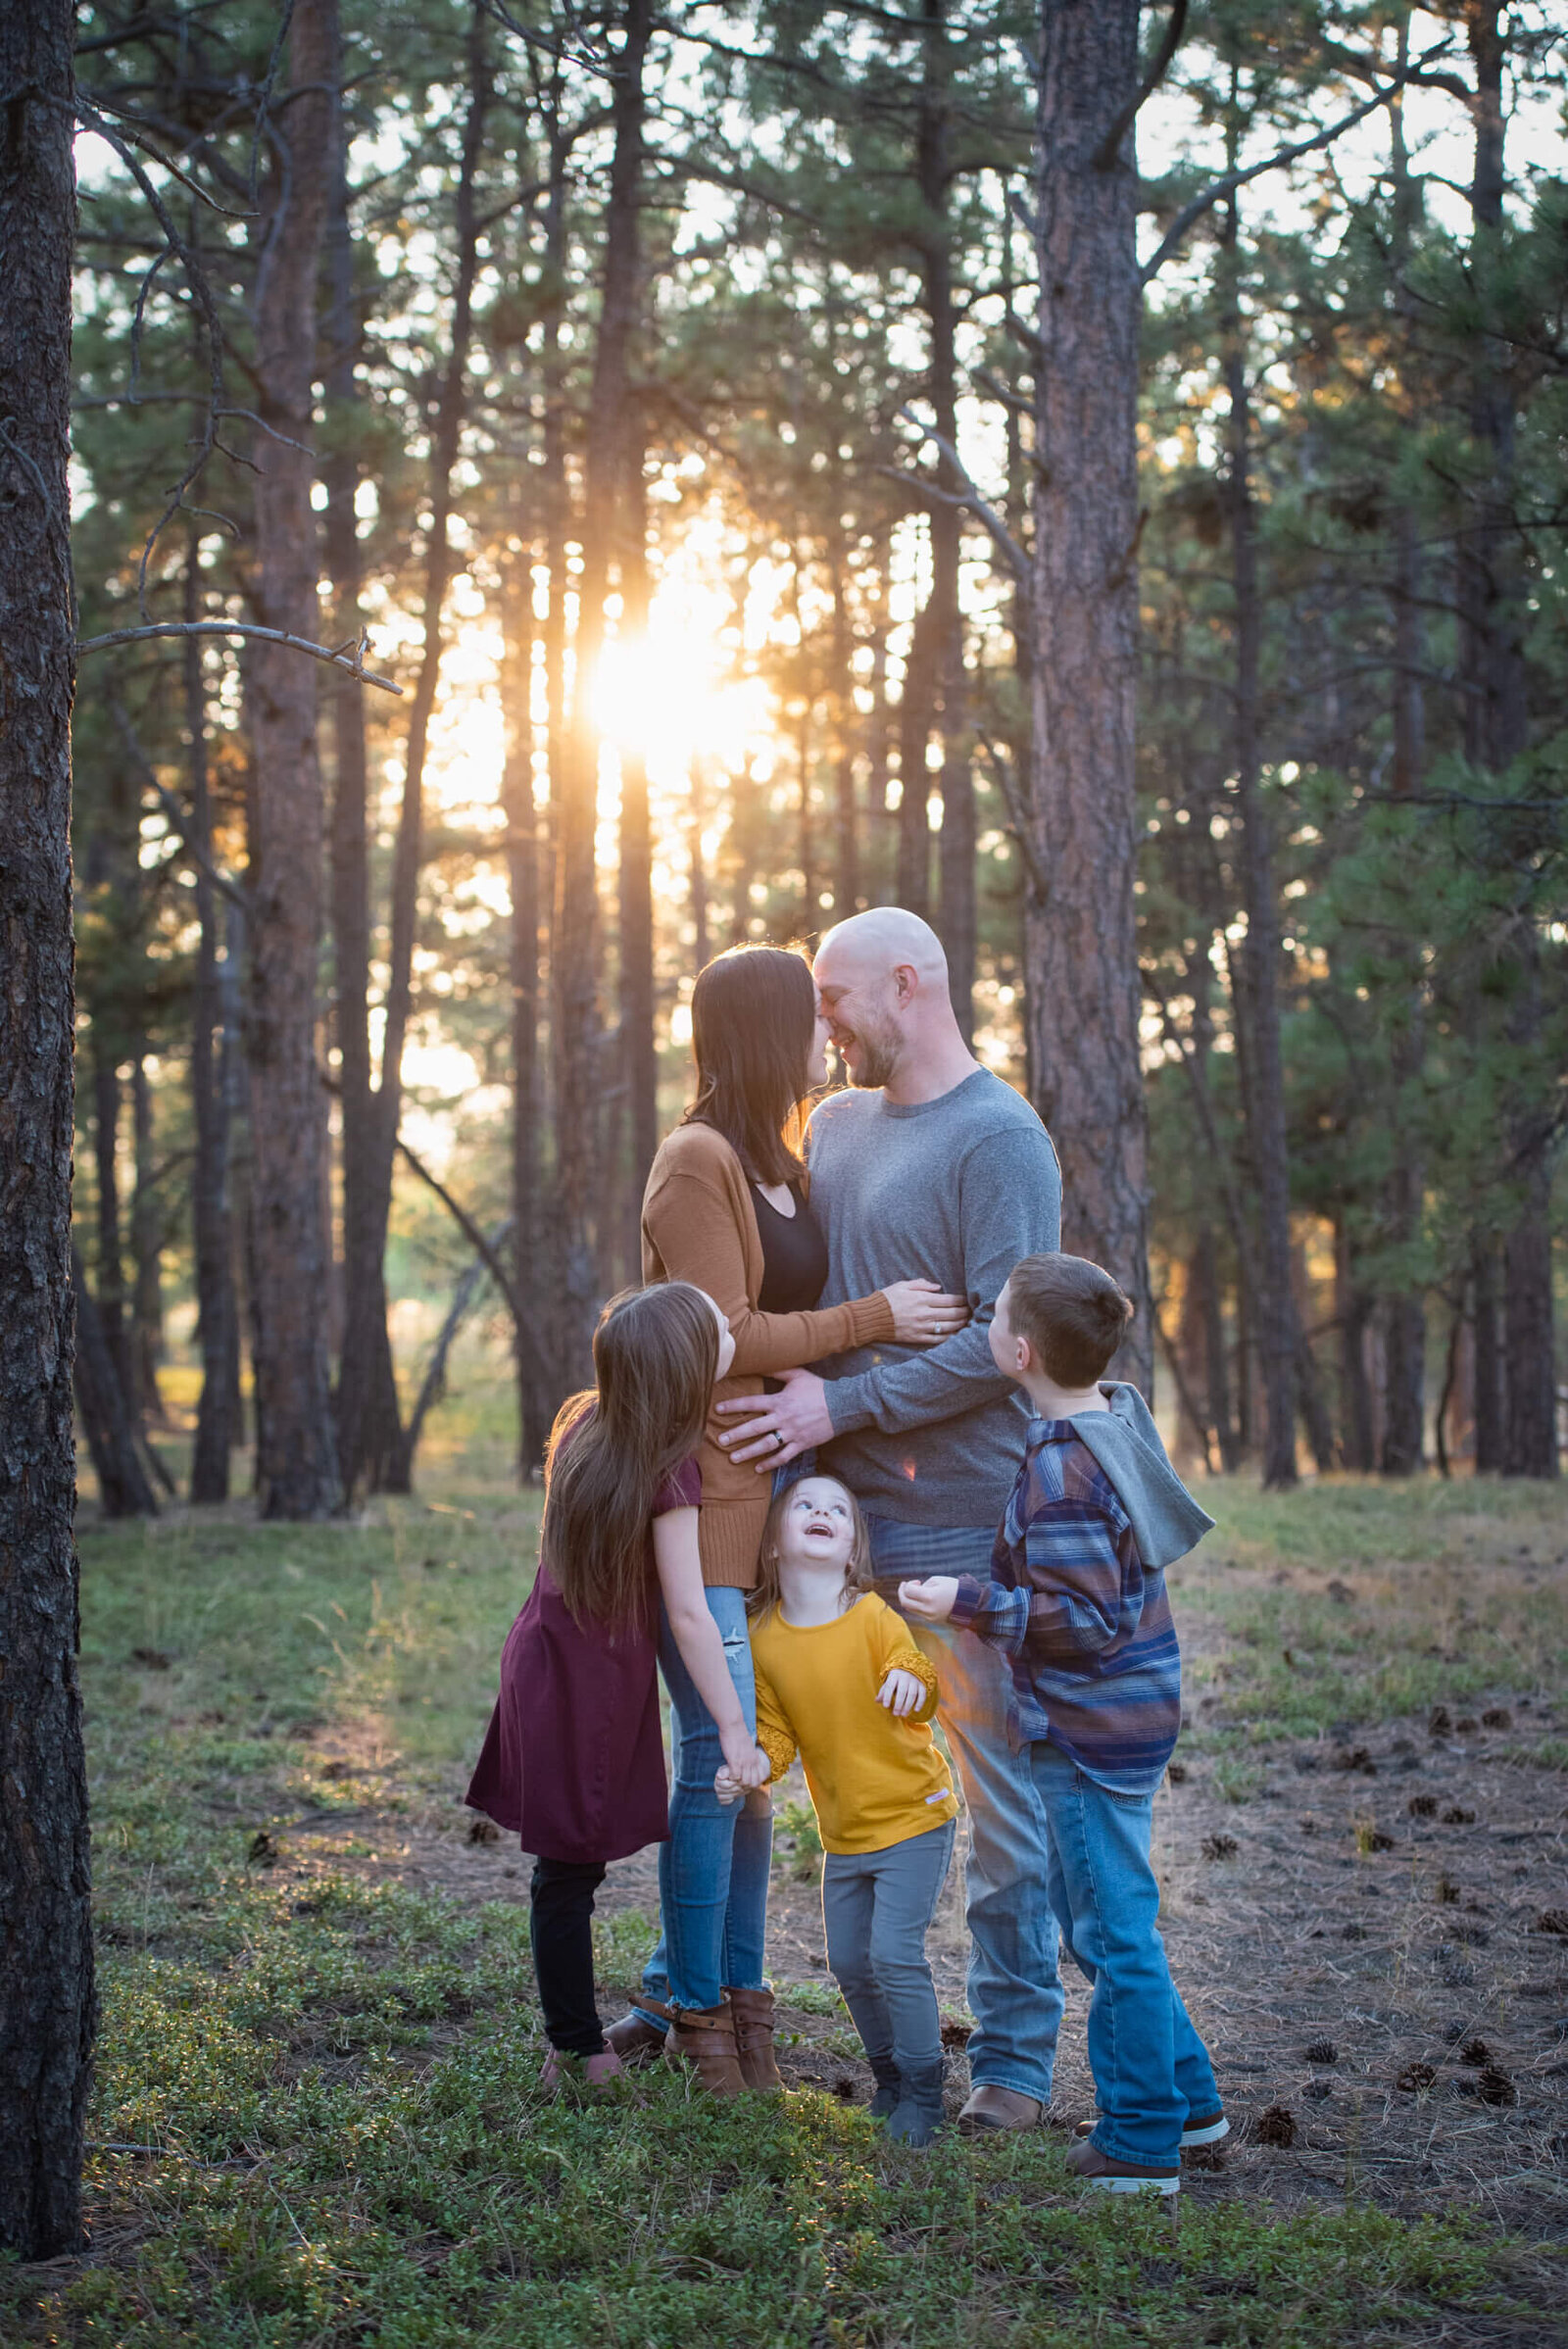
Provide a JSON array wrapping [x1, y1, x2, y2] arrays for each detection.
[[825, 1121, 1061, 1440]]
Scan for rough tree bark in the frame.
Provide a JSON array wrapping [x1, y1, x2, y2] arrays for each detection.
[[1021, 0, 1153, 1394], [324, 5, 403, 1498], [0, 0, 98, 2256], [245, 0, 342, 1518], [186, 531, 236, 1501], [129, 1052, 165, 1423], [917, 0, 974, 1038], [618, 443, 659, 1251], [1220, 173, 1296, 1487], [1380, 38, 1426, 1477], [70, 1251, 158, 1520], [895, 599, 937, 916], [500, 546, 551, 1469], [1461, 1, 1555, 1477], [829, 519, 860, 916], [376, 9, 491, 1491], [555, 0, 651, 1383]]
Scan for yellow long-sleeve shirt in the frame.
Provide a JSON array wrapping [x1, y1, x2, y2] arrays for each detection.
[[750, 1593, 958, 1855]]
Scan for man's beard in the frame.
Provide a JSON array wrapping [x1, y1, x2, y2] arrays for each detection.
[[848, 1015, 902, 1091]]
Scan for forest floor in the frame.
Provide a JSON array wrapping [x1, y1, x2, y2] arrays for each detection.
[[5, 1413, 1567, 2347]]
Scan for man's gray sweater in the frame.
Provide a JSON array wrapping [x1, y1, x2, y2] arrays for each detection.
[[806, 1069, 1061, 1526]]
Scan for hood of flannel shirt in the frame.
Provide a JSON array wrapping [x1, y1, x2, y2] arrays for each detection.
[[1068, 1383, 1216, 1570]]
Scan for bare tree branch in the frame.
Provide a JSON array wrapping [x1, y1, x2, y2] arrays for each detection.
[[890, 404, 1030, 582], [393, 1138, 558, 1386], [1140, 40, 1455, 282], [975, 730, 1047, 901], [79, 620, 405, 695], [107, 690, 250, 912], [65, 89, 230, 612], [1094, 0, 1188, 171]]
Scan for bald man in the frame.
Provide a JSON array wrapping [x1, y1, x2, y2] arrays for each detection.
[[715, 908, 1066, 2132]]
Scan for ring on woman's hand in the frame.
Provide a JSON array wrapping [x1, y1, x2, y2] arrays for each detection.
[[772, 1430, 784, 1453]]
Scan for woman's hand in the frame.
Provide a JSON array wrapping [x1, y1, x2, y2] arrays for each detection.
[[899, 1576, 959, 1624], [877, 1667, 926, 1719], [881, 1278, 970, 1346], [718, 1733, 770, 1794]]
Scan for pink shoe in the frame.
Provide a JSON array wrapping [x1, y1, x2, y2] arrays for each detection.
[[583, 2047, 624, 2087]]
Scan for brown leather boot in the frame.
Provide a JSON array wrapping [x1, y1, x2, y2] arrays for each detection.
[[665, 2002, 746, 2097], [605, 2009, 668, 2069], [726, 1985, 783, 2093]]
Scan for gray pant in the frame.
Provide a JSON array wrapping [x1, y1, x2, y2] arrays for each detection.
[[822, 1820, 956, 2077]]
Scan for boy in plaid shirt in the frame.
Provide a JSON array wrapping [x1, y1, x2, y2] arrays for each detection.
[[902, 1251, 1222, 2194]]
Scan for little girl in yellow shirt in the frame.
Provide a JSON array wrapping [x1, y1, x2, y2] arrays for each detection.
[[715, 1474, 958, 2143]]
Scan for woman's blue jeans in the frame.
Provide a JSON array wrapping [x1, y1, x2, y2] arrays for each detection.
[[634, 1586, 772, 2019]]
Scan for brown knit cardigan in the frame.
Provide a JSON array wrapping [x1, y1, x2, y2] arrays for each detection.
[[640, 1121, 896, 1588]]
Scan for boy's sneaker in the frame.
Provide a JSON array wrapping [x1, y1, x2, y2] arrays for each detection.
[[1065, 2137, 1180, 2196]]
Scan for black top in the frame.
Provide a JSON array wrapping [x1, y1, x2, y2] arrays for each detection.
[[752, 1182, 829, 1314]]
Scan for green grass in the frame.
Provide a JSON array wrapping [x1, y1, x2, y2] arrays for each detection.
[[1173, 1474, 1568, 1745], [6, 1429, 1565, 2346]]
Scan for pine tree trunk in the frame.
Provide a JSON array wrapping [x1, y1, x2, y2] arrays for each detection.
[[71, 1252, 158, 1520], [1462, 3, 1555, 1477], [324, 10, 402, 1498], [830, 525, 860, 916], [918, 0, 973, 1037], [0, 1, 97, 2253], [1220, 178, 1296, 1487], [1380, 56, 1427, 1478], [690, 758, 711, 971], [245, 0, 341, 1519], [896, 598, 936, 914], [1185, 952, 1238, 1470], [501, 555, 550, 1470], [187, 561, 236, 1502], [1470, 1236, 1504, 1472], [129, 1052, 165, 1423], [618, 448, 659, 1243], [375, 16, 490, 1492], [538, 97, 571, 1389], [1020, 0, 1152, 1394], [1335, 1218, 1375, 1471], [555, 0, 651, 1382], [90, 1037, 133, 1406]]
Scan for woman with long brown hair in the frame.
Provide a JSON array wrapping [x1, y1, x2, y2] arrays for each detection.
[[610, 944, 965, 2092], [466, 1283, 768, 2090]]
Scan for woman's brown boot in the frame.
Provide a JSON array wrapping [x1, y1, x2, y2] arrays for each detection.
[[664, 2002, 746, 2097], [726, 1985, 784, 2093]]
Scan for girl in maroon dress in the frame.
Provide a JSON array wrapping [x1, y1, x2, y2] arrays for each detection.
[[466, 1281, 769, 2088]]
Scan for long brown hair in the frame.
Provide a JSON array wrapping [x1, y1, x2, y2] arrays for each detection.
[[541, 1282, 718, 1633], [680, 945, 816, 1187], [748, 1474, 872, 1625]]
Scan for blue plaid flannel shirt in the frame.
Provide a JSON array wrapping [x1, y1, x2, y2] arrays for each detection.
[[949, 1417, 1181, 1796]]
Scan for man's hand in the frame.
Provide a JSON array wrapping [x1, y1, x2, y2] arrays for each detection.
[[877, 1667, 926, 1719], [899, 1576, 959, 1624], [713, 1366, 834, 1469]]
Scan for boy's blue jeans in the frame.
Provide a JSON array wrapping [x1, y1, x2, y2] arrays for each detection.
[[868, 1514, 1064, 2108], [1031, 1740, 1219, 2166], [634, 1586, 771, 2020]]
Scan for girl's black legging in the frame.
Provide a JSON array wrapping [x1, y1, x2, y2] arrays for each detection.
[[529, 1856, 608, 2055]]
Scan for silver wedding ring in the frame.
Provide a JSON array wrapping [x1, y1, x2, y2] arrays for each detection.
[[773, 1431, 785, 1452]]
